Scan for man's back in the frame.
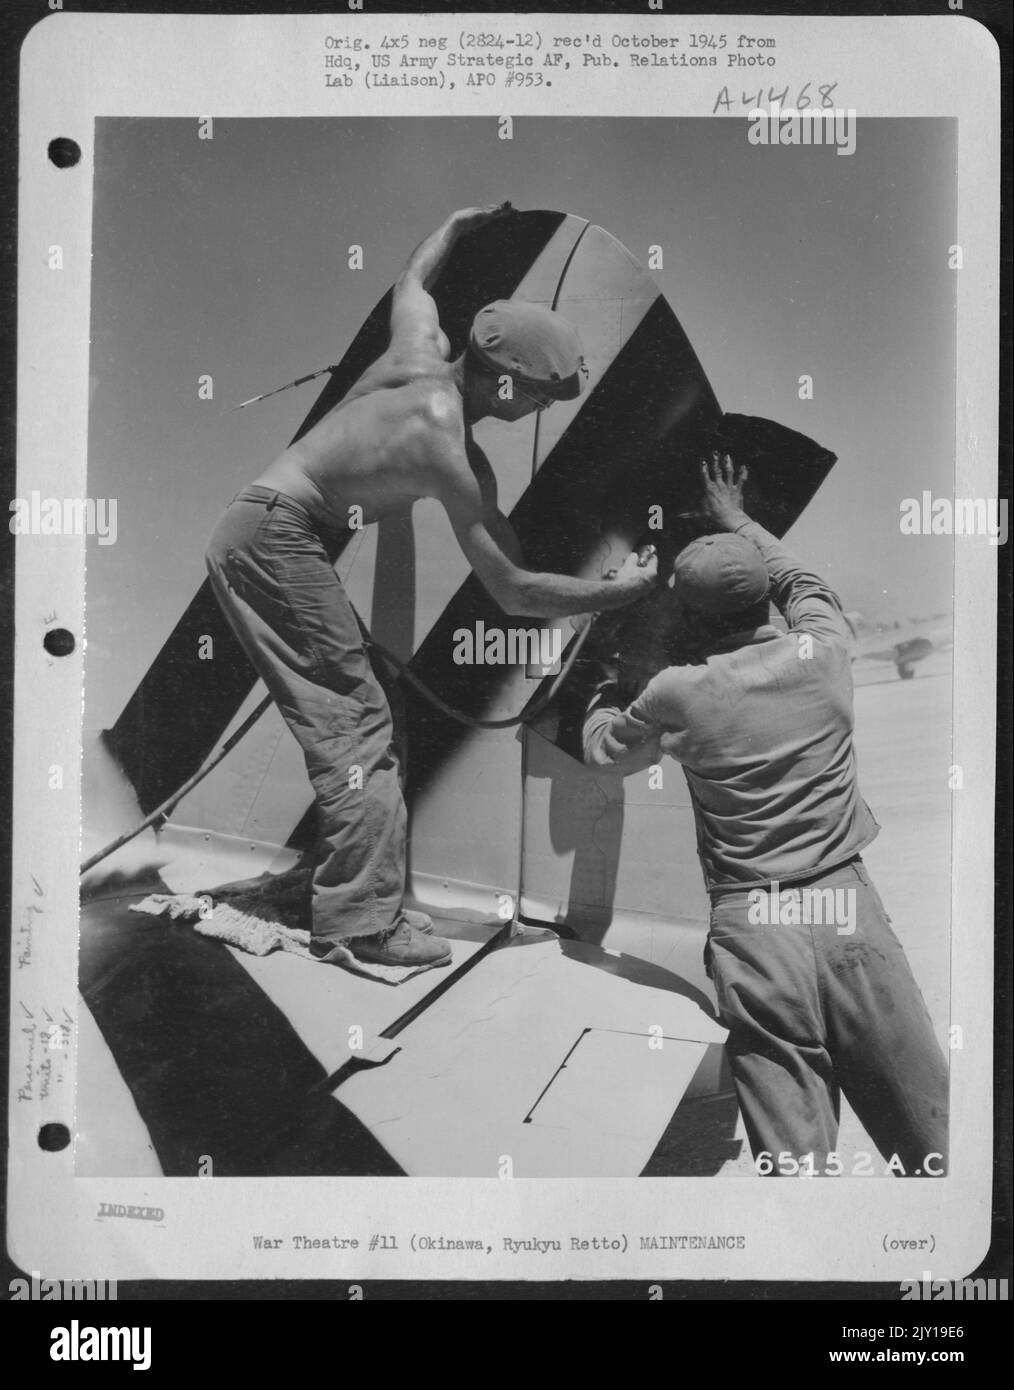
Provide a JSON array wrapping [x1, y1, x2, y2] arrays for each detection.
[[640, 616, 877, 886], [257, 350, 461, 529], [585, 516, 880, 887]]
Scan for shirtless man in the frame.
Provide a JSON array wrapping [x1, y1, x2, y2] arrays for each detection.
[[206, 204, 657, 970]]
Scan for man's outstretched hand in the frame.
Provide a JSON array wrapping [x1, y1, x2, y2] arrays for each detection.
[[601, 545, 658, 597], [405, 203, 516, 296], [698, 452, 750, 531], [571, 544, 658, 631]]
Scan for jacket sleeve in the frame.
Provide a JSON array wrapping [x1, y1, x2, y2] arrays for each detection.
[[733, 518, 852, 648], [582, 679, 663, 771]]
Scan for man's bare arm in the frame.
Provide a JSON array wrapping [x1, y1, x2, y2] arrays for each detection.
[[435, 433, 657, 618], [452, 513, 656, 619], [389, 203, 511, 357], [467, 438, 526, 567]]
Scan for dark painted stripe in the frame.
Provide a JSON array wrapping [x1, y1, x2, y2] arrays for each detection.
[[400, 294, 720, 794], [398, 301, 837, 789], [79, 893, 404, 1176], [540, 410, 836, 759], [105, 211, 569, 812]]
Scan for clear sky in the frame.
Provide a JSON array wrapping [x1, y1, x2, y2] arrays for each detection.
[[85, 116, 956, 731]]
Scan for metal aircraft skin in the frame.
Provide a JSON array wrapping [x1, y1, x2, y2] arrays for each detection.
[[79, 212, 842, 1176]]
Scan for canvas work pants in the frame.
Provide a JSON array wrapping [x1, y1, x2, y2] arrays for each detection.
[[205, 486, 406, 944], [706, 858, 949, 1176]]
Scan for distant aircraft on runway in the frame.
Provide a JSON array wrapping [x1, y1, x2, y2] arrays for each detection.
[[844, 611, 953, 681]]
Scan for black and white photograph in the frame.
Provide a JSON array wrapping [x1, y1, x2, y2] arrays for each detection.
[[5, 3, 1005, 1307], [75, 113, 960, 1187]]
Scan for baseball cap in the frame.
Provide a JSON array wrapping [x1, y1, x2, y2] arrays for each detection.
[[469, 300, 585, 401], [672, 533, 770, 615]]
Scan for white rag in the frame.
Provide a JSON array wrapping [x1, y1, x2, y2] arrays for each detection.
[[129, 888, 434, 985]]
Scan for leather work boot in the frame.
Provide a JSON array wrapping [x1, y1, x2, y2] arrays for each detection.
[[344, 919, 452, 970]]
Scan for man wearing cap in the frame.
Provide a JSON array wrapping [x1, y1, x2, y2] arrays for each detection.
[[206, 204, 656, 971], [582, 453, 948, 1175]]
